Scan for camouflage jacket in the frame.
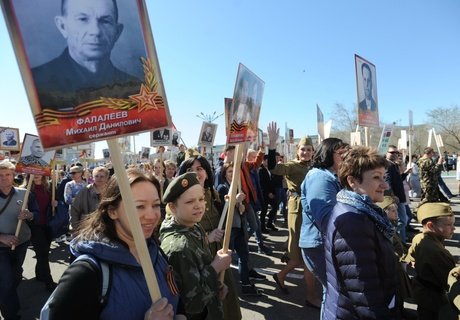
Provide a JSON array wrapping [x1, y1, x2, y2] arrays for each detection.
[[160, 219, 222, 320], [418, 157, 442, 191]]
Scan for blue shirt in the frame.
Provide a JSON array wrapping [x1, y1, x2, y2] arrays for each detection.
[[299, 167, 341, 248]]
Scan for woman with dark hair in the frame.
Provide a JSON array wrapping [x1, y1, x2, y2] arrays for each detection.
[[177, 156, 242, 320], [41, 169, 184, 320], [21, 174, 57, 291], [299, 137, 349, 315], [323, 146, 397, 319]]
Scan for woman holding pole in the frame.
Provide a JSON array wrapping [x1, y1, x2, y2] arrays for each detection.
[[41, 169, 184, 319]]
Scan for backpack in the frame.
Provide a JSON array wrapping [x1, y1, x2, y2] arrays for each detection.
[[40, 254, 111, 320]]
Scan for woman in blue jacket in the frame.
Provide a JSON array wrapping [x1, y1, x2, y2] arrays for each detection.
[[41, 169, 184, 320], [323, 146, 397, 319]]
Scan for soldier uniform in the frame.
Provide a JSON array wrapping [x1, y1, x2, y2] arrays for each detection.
[[418, 156, 446, 203], [404, 202, 456, 320], [160, 173, 224, 320], [268, 137, 312, 262], [19, 155, 48, 167]]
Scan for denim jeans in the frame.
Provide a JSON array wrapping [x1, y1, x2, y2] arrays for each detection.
[[246, 203, 264, 246], [0, 241, 29, 320], [230, 227, 250, 284], [397, 203, 408, 243], [302, 246, 326, 320]]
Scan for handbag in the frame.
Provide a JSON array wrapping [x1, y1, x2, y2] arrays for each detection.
[[47, 202, 69, 239]]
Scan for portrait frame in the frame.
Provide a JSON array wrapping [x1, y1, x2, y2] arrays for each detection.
[[16, 133, 56, 176], [198, 121, 217, 147], [1, 0, 172, 150], [355, 54, 379, 127], [141, 146, 150, 160], [227, 63, 265, 144], [0, 127, 20, 151], [151, 127, 172, 147]]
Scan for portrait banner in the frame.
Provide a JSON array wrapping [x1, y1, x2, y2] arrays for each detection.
[[16, 133, 56, 176], [316, 104, 324, 139], [355, 54, 379, 127], [0, 127, 20, 151], [227, 64, 264, 144], [224, 98, 233, 137], [141, 146, 150, 159], [198, 122, 217, 147], [1, 0, 172, 150], [377, 124, 394, 155], [151, 127, 173, 147]]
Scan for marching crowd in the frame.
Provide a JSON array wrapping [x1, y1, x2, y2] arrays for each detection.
[[1, 121, 460, 319]]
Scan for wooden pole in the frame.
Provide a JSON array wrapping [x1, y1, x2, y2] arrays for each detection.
[[219, 144, 244, 283], [107, 139, 161, 302], [51, 161, 56, 216], [12, 174, 34, 250]]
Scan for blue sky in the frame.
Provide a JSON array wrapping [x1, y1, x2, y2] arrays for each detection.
[[1, 0, 460, 157]]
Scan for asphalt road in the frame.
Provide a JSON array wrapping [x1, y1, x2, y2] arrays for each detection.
[[12, 174, 460, 320]]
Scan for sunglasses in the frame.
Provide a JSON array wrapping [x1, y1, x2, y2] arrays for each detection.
[[388, 151, 400, 155]]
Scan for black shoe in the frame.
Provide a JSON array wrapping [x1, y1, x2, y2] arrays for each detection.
[[266, 223, 279, 231], [249, 269, 266, 280], [261, 227, 270, 234], [272, 273, 289, 294], [406, 226, 419, 233], [280, 251, 290, 264], [45, 281, 57, 292], [241, 284, 263, 296], [258, 245, 273, 255]]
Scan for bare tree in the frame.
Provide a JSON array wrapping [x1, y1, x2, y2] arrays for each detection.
[[426, 105, 460, 150]]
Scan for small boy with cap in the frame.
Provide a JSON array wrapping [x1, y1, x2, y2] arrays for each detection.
[[160, 172, 232, 320], [404, 202, 456, 320]]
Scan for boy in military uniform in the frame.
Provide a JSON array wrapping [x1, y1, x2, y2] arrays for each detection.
[[160, 172, 232, 320], [404, 202, 456, 320]]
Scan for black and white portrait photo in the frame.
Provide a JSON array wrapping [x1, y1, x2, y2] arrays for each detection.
[[9, 0, 146, 112], [355, 54, 379, 127], [0, 127, 20, 151], [198, 122, 217, 147]]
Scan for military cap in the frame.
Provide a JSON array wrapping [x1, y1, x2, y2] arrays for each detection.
[[417, 202, 453, 224], [70, 165, 83, 173], [376, 196, 397, 210], [298, 136, 313, 146], [163, 172, 200, 203]]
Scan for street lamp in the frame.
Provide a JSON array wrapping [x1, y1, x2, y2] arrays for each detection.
[[196, 111, 224, 123]]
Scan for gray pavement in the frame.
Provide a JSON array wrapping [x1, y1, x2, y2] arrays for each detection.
[[13, 174, 460, 320]]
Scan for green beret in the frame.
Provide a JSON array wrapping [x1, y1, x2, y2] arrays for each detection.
[[298, 136, 313, 146], [376, 196, 397, 210], [162, 172, 200, 203], [417, 202, 453, 224]]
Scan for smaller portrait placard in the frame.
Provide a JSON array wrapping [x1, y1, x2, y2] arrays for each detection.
[[355, 54, 379, 127], [151, 127, 172, 147], [0, 127, 20, 151], [227, 64, 265, 144], [16, 134, 56, 176], [198, 122, 217, 147]]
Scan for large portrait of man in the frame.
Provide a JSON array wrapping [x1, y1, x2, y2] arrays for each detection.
[[2, 0, 171, 149], [0, 127, 20, 151], [228, 64, 265, 144], [355, 54, 379, 127]]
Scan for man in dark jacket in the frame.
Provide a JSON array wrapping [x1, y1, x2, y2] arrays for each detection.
[[385, 145, 408, 242], [258, 155, 278, 232]]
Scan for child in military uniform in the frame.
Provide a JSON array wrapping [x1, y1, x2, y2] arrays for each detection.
[[160, 172, 232, 320], [404, 202, 456, 320]]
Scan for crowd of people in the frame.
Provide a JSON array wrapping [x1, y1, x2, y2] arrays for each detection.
[[1, 122, 460, 319]]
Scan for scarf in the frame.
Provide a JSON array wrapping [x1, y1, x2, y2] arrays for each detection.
[[337, 189, 395, 240]]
